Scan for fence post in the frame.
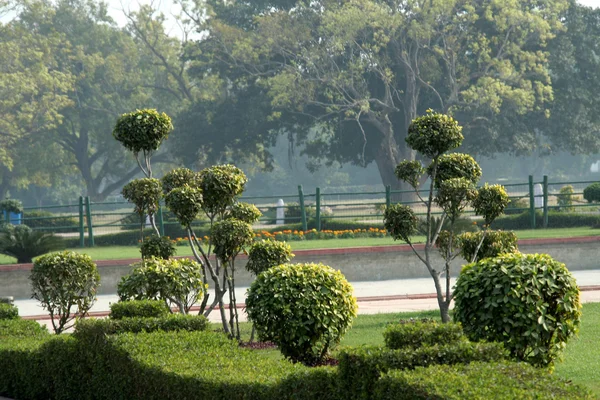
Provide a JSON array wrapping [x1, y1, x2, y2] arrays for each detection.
[[315, 187, 321, 232], [157, 206, 165, 236], [78, 196, 85, 248], [85, 196, 95, 247], [298, 185, 307, 231], [528, 175, 536, 229], [543, 175, 549, 228], [385, 185, 391, 209]]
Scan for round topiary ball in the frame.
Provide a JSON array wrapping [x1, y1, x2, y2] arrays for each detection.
[[583, 182, 600, 203], [453, 252, 581, 367], [246, 263, 357, 365]]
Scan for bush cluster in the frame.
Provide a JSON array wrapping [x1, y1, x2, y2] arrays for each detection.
[[583, 182, 600, 203], [74, 315, 209, 339], [0, 304, 19, 320], [140, 235, 176, 259], [109, 300, 171, 320], [492, 210, 600, 230], [457, 230, 518, 262], [383, 320, 465, 349]]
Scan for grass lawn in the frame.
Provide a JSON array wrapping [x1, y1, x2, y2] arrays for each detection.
[[0, 226, 598, 264], [228, 304, 600, 396]]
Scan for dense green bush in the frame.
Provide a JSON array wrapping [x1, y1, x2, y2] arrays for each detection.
[[583, 182, 600, 203], [0, 224, 65, 263], [374, 362, 594, 400], [453, 252, 581, 367], [383, 204, 417, 242], [0, 319, 49, 337], [0, 303, 18, 320], [504, 197, 529, 215], [117, 258, 206, 314], [109, 300, 171, 320], [492, 210, 600, 229], [338, 341, 506, 400], [458, 230, 518, 262], [140, 235, 176, 259], [74, 315, 209, 339], [246, 239, 294, 276], [112, 109, 173, 154], [428, 153, 482, 188], [30, 251, 100, 334], [0, 198, 23, 214], [22, 210, 79, 232], [383, 320, 464, 350], [557, 185, 576, 212], [228, 202, 262, 224], [247, 263, 357, 365]]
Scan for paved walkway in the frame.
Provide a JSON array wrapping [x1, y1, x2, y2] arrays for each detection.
[[13, 269, 600, 327]]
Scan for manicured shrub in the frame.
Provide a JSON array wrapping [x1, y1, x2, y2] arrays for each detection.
[[246, 263, 358, 365], [374, 362, 594, 400], [112, 109, 173, 154], [406, 110, 463, 158], [338, 341, 506, 400], [140, 235, 176, 259], [246, 239, 294, 276], [117, 258, 206, 314], [583, 182, 600, 203], [557, 185, 576, 212], [161, 167, 200, 194], [457, 230, 518, 262], [0, 319, 49, 337], [74, 315, 209, 339], [0, 303, 18, 320], [30, 251, 100, 334], [0, 224, 65, 263], [109, 300, 171, 320], [453, 252, 581, 367], [428, 153, 482, 188], [491, 210, 600, 229], [383, 204, 417, 242], [228, 202, 262, 224], [383, 320, 465, 350]]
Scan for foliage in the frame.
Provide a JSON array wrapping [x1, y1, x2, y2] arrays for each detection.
[[583, 182, 600, 203], [246, 263, 357, 365], [198, 164, 247, 216], [0, 303, 18, 320], [0, 319, 49, 338], [30, 251, 100, 334], [557, 185, 576, 212], [406, 111, 463, 158], [140, 235, 176, 260], [428, 153, 482, 189], [161, 167, 200, 195], [74, 315, 208, 339], [228, 202, 262, 224], [394, 160, 424, 188], [383, 320, 465, 350], [112, 109, 173, 155], [453, 252, 581, 367], [164, 185, 204, 228], [338, 342, 506, 400], [22, 210, 78, 232], [245, 239, 294, 276], [458, 230, 518, 262], [504, 197, 530, 215], [374, 362, 594, 400], [122, 178, 162, 219], [117, 258, 206, 314], [211, 219, 254, 261], [109, 300, 171, 320], [435, 178, 477, 222], [0, 224, 65, 263], [0, 199, 23, 214], [383, 204, 417, 242], [473, 184, 510, 225]]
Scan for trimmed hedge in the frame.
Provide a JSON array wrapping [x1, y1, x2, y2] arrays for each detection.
[[383, 320, 464, 350], [74, 315, 209, 339], [109, 300, 171, 320], [492, 211, 600, 230], [0, 319, 49, 337], [337, 341, 507, 400], [0, 303, 19, 320], [374, 362, 594, 400]]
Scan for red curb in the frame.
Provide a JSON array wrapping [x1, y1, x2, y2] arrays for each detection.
[[20, 285, 600, 321], [2, 235, 600, 272]]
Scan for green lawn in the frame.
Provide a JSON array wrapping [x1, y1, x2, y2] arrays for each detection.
[[230, 304, 600, 396], [0, 227, 598, 264]]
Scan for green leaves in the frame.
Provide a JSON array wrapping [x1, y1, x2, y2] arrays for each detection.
[[164, 185, 203, 228], [453, 252, 581, 367], [406, 111, 463, 158], [228, 202, 262, 224], [122, 178, 162, 219], [246, 263, 357, 365], [0, 224, 65, 264], [246, 239, 294, 276], [140, 235, 176, 260], [198, 164, 248, 217], [583, 182, 600, 203], [113, 109, 173, 154], [383, 204, 418, 242], [428, 153, 482, 189], [472, 183, 509, 225], [435, 178, 477, 222], [211, 219, 254, 261], [458, 230, 518, 262], [394, 160, 425, 189]]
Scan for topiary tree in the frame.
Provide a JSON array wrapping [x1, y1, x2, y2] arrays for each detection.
[[583, 182, 600, 203], [227, 202, 262, 224], [117, 257, 206, 314], [140, 235, 176, 260], [0, 224, 65, 263], [246, 263, 357, 365], [453, 252, 581, 367], [30, 251, 100, 333], [161, 167, 200, 195], [384, 110, 509, 322], [122, 178, 162, 239], [113, 109, 173, 178], [557, 185, 576, 212], [457, 230, 518, 262]]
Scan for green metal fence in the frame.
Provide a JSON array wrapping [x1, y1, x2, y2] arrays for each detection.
[[14, 175, 600, 247]]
